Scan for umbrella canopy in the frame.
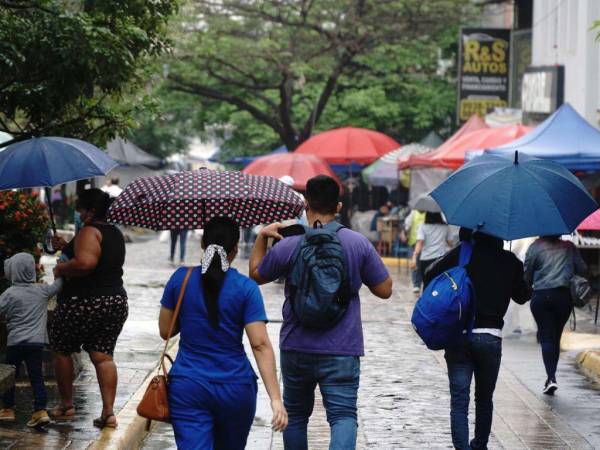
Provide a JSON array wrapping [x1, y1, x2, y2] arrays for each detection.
[[483, 103, 600, 171], [578, 209, 600, 231], [431, 152, 598, 240], [106, 138, 162, 169], [0, 137, 118, 190], [410, 193, 441, 213], [242, 152, 341, 191], [107, 168, 305, 230], [295, 127, 400, 165], [401, 124, 531, 170], [362, 143, 431, 190]]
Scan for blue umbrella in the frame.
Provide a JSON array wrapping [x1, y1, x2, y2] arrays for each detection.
[[431, 152, 598, 240], [0, 137, 118, 190]]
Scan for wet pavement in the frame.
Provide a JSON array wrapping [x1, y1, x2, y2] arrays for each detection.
[[2, 235, 600, 449], [141, 242, 600, 450]]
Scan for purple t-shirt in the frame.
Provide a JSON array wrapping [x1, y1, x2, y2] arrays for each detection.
[[258, 228, 389, 356]]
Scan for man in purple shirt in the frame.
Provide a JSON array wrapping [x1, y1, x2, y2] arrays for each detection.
[[250, 175, 392, 450]]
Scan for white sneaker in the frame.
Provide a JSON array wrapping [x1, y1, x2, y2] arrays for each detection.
[[543, 380, 558, 395], [412, 286, 420, 293]]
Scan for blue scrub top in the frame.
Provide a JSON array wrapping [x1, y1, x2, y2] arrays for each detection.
[[161, 267, 267, 384]]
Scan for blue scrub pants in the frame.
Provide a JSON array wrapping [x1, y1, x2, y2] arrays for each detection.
[[169, 376, 257, 450]]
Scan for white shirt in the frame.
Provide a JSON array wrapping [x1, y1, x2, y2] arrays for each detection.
[[101, 184, 123, 198], [416, 223, 451, 261]]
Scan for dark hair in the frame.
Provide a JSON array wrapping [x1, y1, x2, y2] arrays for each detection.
[[473, 231, 503, 249], [459, 227, 473, 242], [111, 177, 120, 185], [201, 217, 240, 329], [306, 175, 340, 215], [542, 235, 561, 240], [76, 188, 113, 220], [425, 212, 445, 225]]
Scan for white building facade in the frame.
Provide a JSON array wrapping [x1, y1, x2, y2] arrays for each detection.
[[531, 0, 600, 125]]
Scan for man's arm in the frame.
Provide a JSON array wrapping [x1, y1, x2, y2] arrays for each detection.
[[249, 223, 284, 285], [368, 276, 393, 299]]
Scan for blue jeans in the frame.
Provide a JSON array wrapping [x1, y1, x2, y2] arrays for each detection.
[[281, 351, 360, 450], [3, 344, 46, 412], [169, 229, 188, 261], [444, 334, 502, 450], [168, 376, 257, 450]]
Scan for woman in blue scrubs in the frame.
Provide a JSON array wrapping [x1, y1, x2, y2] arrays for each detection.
[[159, 217, 287, 449]]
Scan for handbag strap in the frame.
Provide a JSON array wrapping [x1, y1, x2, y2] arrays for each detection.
[[160, 267, 193, 376]]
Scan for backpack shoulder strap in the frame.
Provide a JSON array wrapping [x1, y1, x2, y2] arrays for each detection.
[[324, 221, 345, 233], [458, 242, 473, 267]]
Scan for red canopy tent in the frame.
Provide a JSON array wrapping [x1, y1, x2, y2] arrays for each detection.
[[295, 127, 400, 165], [400, 124, 531, 170], [242, 152, 342, 191]]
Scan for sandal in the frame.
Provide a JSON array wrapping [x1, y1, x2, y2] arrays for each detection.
[[49, 404, 75, 420], [93, 412, 117, 429]]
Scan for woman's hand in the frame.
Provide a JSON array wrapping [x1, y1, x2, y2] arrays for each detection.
[[271, 398, 288, 432], [53, 264, 63, 279], [409, 258, 417, 270]]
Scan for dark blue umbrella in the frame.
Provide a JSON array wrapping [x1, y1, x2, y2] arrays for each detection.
[[0, 137, 118, 190], [431, 152, 598, 240]]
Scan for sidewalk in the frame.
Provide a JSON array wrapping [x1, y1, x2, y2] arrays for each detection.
[[0, 234, 186, 449]]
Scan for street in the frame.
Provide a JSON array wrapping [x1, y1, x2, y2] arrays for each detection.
[[127, 236, 600, 450]]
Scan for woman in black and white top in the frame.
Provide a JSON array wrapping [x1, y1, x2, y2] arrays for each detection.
[[410, 212, 453, 284]]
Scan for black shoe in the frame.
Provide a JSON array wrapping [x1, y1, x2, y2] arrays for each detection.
[[543, 380, 558, 395]]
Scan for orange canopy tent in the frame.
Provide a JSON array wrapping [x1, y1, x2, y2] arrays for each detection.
[[400, 123, 531, 170]]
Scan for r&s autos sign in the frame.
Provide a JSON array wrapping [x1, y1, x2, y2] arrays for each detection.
[[457, 28, 511, 124]]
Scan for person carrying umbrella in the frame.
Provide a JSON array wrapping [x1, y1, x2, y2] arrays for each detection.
[[427, 152, 598, 450], [524, 236, 587, 395]]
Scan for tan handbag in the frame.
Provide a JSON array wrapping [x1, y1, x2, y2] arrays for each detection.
[[137, 267, 193, 422]]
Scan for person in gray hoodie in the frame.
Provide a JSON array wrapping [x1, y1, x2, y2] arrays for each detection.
[[0, 253, 62, 427]]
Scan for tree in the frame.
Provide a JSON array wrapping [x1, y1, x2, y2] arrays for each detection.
[[0, 0, 178, 147], [163, 0, 472, 156]]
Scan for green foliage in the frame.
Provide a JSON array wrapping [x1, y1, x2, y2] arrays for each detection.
[[0, 0, 178, 146], [152, 0, 473, 159]]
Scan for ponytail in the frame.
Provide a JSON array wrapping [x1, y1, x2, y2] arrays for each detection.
[[200, 217, 240, 329]]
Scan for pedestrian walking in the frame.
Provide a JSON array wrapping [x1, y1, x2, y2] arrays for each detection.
[[249, 175, 392, 450], [0, 253, 63, 427], [169, 229, 188, 265], [50, 188, 128, 428], [160, 217, 287, 449], [424, 230, 530, 450], [401, 209, 426, 292], [410, 212, 452, 286], [524, 236, 587, 395]]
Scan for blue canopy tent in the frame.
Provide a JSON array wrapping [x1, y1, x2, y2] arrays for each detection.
[[482, 103, 600, 171], [225, 145, 288, 167]]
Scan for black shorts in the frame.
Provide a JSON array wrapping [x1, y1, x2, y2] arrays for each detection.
[[50, 294, 128, 356]]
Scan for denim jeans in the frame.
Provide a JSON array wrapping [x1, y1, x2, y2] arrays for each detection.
[[444, 333, 502, 450], [281, 351, 360, 450], [169, 229, 188, 261], [3, 344, 47, 412], [530, 287, 572, 382]]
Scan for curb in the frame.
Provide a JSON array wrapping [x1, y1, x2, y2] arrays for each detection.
[[381, 257, 409, 267], [576, 349, 600, 384], [87, 339, 179, 450]]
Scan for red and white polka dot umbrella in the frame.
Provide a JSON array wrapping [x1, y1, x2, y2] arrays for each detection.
[[107, 168, 305, 230]]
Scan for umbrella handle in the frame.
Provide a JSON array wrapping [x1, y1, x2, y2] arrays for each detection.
[[43, 187, 58, 255]]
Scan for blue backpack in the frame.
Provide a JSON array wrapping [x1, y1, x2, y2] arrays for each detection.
[[289, 221, 353, 329], [411, 243, 474, 350]]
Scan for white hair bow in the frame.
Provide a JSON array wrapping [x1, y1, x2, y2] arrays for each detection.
[[201, 244, 230, 274]]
